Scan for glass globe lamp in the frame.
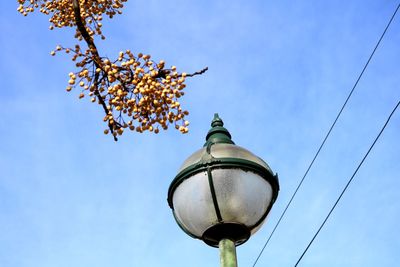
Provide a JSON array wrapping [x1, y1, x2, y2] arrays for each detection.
[[167, 114, 279, 249]]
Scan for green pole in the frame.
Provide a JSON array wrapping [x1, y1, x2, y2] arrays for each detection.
[[219, 239, 238, 267]]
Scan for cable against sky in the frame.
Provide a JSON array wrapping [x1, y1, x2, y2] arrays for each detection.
[[251, 2, 400, 267], [293, 99, 400, 266]]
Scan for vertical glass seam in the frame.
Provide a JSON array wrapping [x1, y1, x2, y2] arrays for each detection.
[[207, 167, 223, 222]]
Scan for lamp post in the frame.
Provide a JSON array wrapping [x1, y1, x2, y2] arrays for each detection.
[[167, 114, 279, 267]]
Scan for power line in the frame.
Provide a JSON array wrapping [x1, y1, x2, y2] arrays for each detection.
[[294, 100, 400, 266], [251, 3, 400, 267]]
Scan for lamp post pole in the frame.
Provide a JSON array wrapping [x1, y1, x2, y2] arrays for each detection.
[[219, 239, 238, 267]]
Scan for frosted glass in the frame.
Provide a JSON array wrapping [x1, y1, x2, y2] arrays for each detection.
[[171, 142, 277, 240], [178, 144, 272, 173], [211, 168, 273, 228], [172, 168, 274, 238], [172, 171, 218, 237]]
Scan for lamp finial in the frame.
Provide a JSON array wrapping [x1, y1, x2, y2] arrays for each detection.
[[204, 113, 235, 146]]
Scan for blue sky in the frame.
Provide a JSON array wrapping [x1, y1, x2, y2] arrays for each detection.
[[1, 0, 400, 266]]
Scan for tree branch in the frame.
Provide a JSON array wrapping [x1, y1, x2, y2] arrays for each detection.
[[186, 67, 209, 77], [72, 0, 117, 141], [72, 0, 102, 66]]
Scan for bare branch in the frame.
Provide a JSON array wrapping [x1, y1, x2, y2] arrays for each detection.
[[186, 67, 209, 77]]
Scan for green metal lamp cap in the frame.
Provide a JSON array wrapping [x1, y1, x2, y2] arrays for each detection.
[[204, 114, 235, 147]]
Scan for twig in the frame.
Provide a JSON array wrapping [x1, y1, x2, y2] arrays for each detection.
[[186, 67, 208, 77]]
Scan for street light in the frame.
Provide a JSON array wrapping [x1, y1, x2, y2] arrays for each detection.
[[167, 114, 279, 267]]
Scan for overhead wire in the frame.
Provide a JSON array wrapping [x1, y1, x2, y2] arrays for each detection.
[[251, 3, 400, 267], [294, 100, 400, 266]]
